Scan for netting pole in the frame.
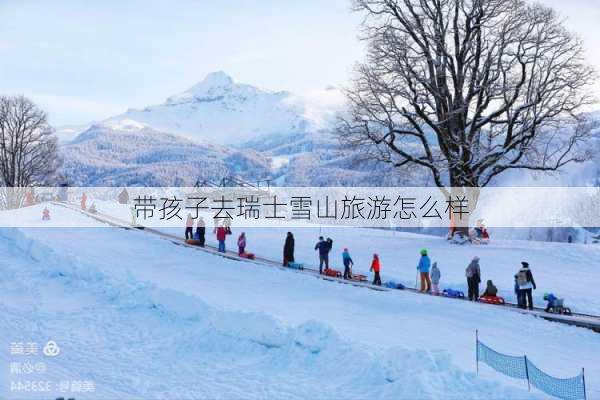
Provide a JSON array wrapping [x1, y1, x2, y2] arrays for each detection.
[[475, 330, 479, 376], [524, 355, 531, 392], [582, 368, 587, 400]]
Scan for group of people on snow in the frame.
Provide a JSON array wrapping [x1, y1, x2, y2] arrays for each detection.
[[181, 218, 545, 309]]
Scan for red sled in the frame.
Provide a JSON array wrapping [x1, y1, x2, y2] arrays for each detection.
[[322, 268, 342, 278], [479, 295, 505, 305], [239, 252, 256, 260]]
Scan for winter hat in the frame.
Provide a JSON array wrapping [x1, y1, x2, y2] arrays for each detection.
[[373, 253, 379, 259], [344, 248, 348, 252], [473, 256, 480, 261], [521, 261, 529, 268], [432, 261, 437, 268], [319, 236, 324, 240], [420, 248, 428, 256]]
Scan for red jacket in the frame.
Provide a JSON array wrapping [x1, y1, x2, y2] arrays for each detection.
[[371, 258, 380, 273], [216, 227, 226, 241]]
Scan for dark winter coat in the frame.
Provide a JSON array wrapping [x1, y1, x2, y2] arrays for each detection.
[[315, 240, 331, 256], [284, 234, 294, 258], [482, 280, 498, 297]]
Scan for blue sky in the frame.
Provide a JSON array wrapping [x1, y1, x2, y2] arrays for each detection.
[[1, 0, 598, 126]]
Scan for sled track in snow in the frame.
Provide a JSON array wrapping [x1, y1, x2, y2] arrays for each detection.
[[52, 201, 600, 333]]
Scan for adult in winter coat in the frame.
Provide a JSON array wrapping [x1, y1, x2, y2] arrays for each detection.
[[185, 213, 194, 240], [465, 256, 481, 301], [315, 236, 332, 274], [283, 232, 295, 266], [430, 262, 441, 294], [482, 280, 498, 297], [216, 226, 227, 253], [370, 254, 381, 286], [237, 232, 246, 255], [195, 217, 206, 247], [516, 261, 536, 309], [342, 248, 354, 279], [417, 249, 432, 292]]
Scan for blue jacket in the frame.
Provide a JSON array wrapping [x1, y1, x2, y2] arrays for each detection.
[[342, 251, 353, 267], [417, 255, 431, 273]]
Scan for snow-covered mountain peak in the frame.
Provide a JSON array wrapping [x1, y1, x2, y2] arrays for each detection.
[[166, 71, 238, 104]]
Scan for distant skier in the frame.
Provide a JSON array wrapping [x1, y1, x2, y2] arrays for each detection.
[[482, 280, 498, 297], [315, 236, 332, 274], [195, 216, 206, 247], [185, 213, 194, 240], [237, 232, 246, 255], [216, 225, 227, 253], [283, 232, 295, 266], [430, 262, 441, 295], [516, 261, 536, 310], [417, 248, 431, 292], [42, 207, 50, 221], [370, 254, 381, 286], [465, 256, 481, 301], [342, 248, 354, 279], [80, 192, 87, 210]]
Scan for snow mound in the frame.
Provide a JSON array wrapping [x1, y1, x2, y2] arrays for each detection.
[[0, 227, 536, 399]]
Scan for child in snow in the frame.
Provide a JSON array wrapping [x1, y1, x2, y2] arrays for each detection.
[[216, 225, 227, 253], [88, 203, 98, 214], [237, 232, 246, 255], [42, 207, 50, 221], [543, 293, 560, 312], [370, 254, 381, 286], [342, 248, 353, 279], [430, 262, 441, 295], [417, 249, 431, 292], [514, 274, 522, 306], [482, 280, 498, 297]]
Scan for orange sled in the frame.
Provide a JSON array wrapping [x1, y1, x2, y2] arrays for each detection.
[[239, 252, 256, 260], [185, 239, 205, 246], [322, 268, 342, 278]]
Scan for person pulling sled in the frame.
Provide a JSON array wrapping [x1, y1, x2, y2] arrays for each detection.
[[315, 236, 333, 274], [370, 254, 381, 286]]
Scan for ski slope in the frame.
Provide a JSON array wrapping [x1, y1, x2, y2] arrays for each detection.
[[1, 203, 599, 399]]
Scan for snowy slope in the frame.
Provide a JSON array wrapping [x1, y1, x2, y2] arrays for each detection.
[[2, 203, 598, 399], [109, 71, 341, 145]]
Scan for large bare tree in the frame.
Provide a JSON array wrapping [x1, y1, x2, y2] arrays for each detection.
[[339, 0, 597, 189], [0, 95, 60, 207]]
